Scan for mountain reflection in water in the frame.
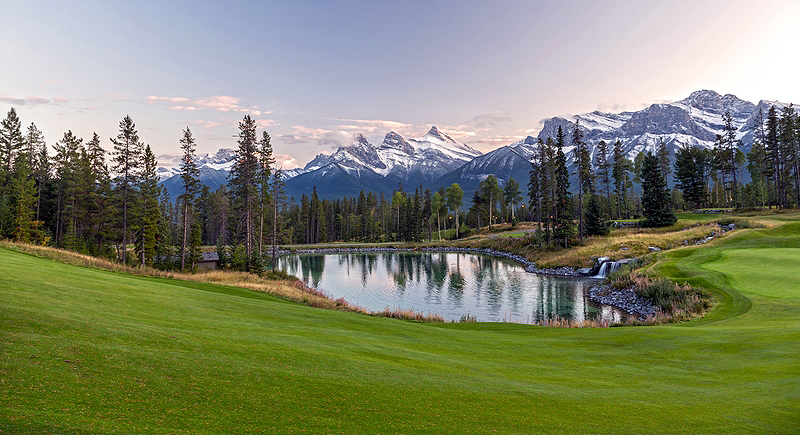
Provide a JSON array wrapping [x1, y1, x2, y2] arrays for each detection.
[[278, 252, 625, 324]]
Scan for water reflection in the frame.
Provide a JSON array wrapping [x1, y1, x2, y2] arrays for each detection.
[[278, 252, 626, 324]]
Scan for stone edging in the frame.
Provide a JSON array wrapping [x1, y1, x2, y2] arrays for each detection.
[[588, 283, 656, 319]]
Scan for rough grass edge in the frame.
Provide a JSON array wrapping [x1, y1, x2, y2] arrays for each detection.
[[0, 241, 449, 323], [609, 262, 713, 325]]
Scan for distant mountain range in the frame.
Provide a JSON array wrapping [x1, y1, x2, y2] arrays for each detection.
[[158, 90, 795, 203]]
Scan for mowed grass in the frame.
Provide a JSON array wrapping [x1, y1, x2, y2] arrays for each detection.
[[705, 248, 800, 299], [2, 221, 800, 433]]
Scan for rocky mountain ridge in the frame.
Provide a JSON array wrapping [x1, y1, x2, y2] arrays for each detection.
[[158, 90, 795, 201]]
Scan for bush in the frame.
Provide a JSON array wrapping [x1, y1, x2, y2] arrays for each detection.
[[263, 269, 296, 280], [634, 276, 711, 315]]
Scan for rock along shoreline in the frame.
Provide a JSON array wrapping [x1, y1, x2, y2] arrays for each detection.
[[275, 245, 655, 319]]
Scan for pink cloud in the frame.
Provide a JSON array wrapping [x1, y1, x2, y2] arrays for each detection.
[[0, 95, 69, 106], [147, 96, 190, 103], [148, 94, 263, 115], [274, 153, 299, 169]]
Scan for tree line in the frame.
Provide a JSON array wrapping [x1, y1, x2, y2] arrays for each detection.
[[1, 104, 795, 270], [674, 106, 800, 210]]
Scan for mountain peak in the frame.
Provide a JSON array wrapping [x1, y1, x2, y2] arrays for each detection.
[[353, 133, 370, 146], [679, 90, 753, 115], [426, 125, 455, 143], [381, 131, 415, 155]]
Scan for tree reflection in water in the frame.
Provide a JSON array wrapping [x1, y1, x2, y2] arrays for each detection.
[[278, 252, 626, 323]]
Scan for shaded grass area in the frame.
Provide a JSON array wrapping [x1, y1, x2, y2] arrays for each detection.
[[2, 220, 800, 433]]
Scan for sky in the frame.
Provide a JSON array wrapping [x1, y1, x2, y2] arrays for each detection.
[[2, 0, 800, 169]]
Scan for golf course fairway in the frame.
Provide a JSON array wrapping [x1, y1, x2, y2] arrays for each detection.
[[2, 221, 799, 433]]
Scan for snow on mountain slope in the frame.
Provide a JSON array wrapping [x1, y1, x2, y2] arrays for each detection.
[[298, 126, 482, 185], [159, 90, 795, 201], [536, 90, 774, 167]]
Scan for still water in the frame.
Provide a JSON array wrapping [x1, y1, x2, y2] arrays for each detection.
[[278, 252, 626, 324]]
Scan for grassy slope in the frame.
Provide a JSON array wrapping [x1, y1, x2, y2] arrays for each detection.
[[2, 222, 800, 433]]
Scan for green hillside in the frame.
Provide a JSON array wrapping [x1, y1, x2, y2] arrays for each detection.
[[2, 221, 799, 433]]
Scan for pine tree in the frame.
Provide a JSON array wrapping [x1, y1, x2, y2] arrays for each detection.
[[0, 108, 25, 181], [595, 139, 611, 216], [612, 140, 630, 219], [178, 128, 200, 270], [573, 120, 592, 243], [110, 116, 143, 264], [641, 152, 676, 227], [257, 131, 274, 254], [528, 143, 541, 243], [657, 138, 672, 185], [765, 106, 782, 207], [34, 137, 50, 222], [468, 185, 486, 229], [584, 193, 608, 236], [779, 105, 799, 206], [554, 127, 574, 247], [747, 139, 769, 208], [674, 145, 709, 209], [0, 108, 26, 236], [136, 145, 160, 267], [228, 115, 259, 267], [540, 137, 557, 247], [24, 123, 45, 170], [188, 216, 203, 270], [12, 154, 38, 242], [270, 168, 286, 270], [722, 112, 741, 207], [52, 131, 83, 248]]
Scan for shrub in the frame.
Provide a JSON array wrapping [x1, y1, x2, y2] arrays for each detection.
[[632, 275, 711, 316], [263, 269, 295, 280], [459, 313, 477, 323]]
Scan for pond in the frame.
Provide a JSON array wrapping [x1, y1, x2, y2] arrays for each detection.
[[278, 252, 626, 324]]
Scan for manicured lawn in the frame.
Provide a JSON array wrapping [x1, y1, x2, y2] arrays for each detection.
[[2, 221, 800, 433]]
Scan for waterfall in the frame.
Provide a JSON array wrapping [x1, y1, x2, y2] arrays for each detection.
[[593, 260, 622, 279]]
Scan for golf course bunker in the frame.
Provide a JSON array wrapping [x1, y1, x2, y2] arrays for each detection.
[[278, 251, 628, 323]]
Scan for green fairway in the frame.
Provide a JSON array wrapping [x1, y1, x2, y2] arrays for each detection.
[[705, 248, 800, 299], [2, 222, 800, 433]]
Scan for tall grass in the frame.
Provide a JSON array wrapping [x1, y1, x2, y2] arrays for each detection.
[[610, 265, 712, 322]]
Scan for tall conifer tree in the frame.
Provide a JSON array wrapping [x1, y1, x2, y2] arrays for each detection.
[[229, 115, 259, 268], [110, 116, 143, 264], [178, 128, 200, 270]]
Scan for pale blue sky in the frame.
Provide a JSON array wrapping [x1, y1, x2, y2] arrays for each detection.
[[2, 0, 799, 168]]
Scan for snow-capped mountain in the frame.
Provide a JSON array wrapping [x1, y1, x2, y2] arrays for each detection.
[[158, 90, 795, 202], [281, 126, 482, 200], [536, 90, 790, 169], [433, 90, 795, 201], [297, 126, 482, 183], [157, 148, 237, 181]]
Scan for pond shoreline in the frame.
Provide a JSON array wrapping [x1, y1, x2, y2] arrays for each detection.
[[276, 246, 655, 320]]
